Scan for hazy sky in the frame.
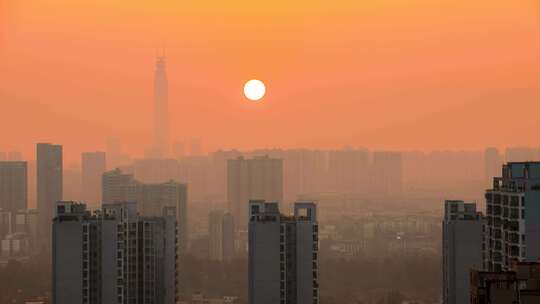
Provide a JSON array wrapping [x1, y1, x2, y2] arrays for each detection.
[[1, 0, 539, 162]]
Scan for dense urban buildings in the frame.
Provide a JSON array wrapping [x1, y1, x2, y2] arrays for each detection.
[[485, 162, 540, 272], [36, 143, 63, 252], [228, 156, 283, 229], [442, 200, 484, 304], [248, 200, 319, 304], [81, 151, 106, 209], [208, 210, 235, 262], [52, 201, 177, 304]]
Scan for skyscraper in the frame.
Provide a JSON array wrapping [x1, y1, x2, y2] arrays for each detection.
[[228, 156, 283, 229], [52, 201, 177, 304], [0, 161, 27, 232], [442, 200, 484, 304], [37, 143, 62, 251], [485, 162, 540, 272], [81, 151, 106, 209], [152, 55, 169, 159], [208, 211, 235, 262], [248, 200, 319, 304]]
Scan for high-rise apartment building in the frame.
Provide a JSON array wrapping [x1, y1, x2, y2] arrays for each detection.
[[102, 169, 188, 253], [37, 143, 62, 251], [0, 161, 27, 231], [136, 181, 188, 253], [485, 162, 540, 272], [248, 200, 318, 304], [372, 151, 403, 196], [81, 152, 106, 209], [228, 156, 283, 229], [208, 211, 235, 262], [52, 201, 177, 304], [442, 200, 484, 304]]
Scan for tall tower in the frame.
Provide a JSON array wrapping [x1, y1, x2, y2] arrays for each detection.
[[153, 54, 169, 159], [37, 143, 62, 252]]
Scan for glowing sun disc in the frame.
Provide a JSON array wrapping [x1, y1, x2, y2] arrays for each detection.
[[244, 79, 266, 101]]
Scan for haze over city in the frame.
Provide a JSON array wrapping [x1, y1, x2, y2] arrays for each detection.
[[1, 0, 539, 162], [1, 1, 540, 304]]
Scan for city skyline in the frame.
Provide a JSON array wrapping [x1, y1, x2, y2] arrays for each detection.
[[1, 1, 539, 161]]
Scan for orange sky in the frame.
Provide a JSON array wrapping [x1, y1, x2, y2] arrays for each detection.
[[0, 0, 539, 162]]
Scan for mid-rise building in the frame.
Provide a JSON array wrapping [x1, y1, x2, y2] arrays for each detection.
[[208, 211, 235, 262], [485, 162, 540, 272], [248, 200, 318, 304], [81, 152, 106, 209], [52, 201, 177, 304], [37, 143, 62, 251], [442, 200, 485, 304], [228, 156, 283, 229]]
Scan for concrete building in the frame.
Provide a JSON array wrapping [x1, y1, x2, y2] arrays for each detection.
[[52, 201, 177, 304], [248, 200, 319, 304], [208, 211, 235, 262], [470, 261, 540, 303], [485, 162, 540, 272], [228, 156, 283, 229], [81, 152, 106, 209], [0, 161, 27, 232], [442, 200, 485, 304], [37, 143, 62, 251]]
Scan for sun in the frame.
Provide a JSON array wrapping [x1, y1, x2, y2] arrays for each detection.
[[243, 79, 266, 101]]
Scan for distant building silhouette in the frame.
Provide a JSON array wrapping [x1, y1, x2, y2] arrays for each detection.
[[52, 201, 177, 304], [36, 143, 62, 252], [81, 151, 106, 209], [248, 200, 319, 304], [0, 161, 27, 232], [151, 55, 169, 159], [228, 156, 283, 229], [208, 210, 235, 262], [372, 151, 403, 196], [484, 147, 502, 187], [442, 200, 484, 304]]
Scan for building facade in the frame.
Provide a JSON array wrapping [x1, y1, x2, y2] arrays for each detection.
[[442, 200, 485, 304], [248, 200, 318, 304], [52, 201, 177, 304], [485, 162, 540, 272]]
